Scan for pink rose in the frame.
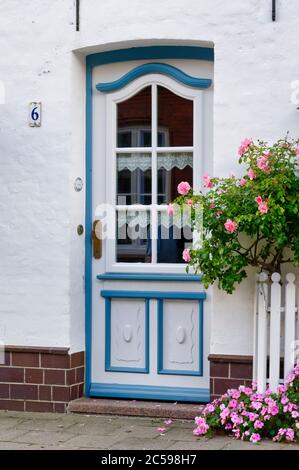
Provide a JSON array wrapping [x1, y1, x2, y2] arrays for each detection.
[[258, 202, 269, 214], [187, 199, 193, 207], [238, 138, 253, 157], [167, 204, 175, 216], [182, 248, 191, 263], [203, 172, 213, 189], [296, 148, 299, 154], [255, 196, 263, 204], [239, 178, 247, 187], [209, 202, 215, 209], [224, 219, 238, 233], [247, 169, 256, 180], [177, 181, 191, 195], [257, 155, 270, 173]]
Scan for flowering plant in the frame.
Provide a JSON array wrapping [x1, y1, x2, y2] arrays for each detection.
[[173, 137, 299, 293], [194, 364, 299, 443]]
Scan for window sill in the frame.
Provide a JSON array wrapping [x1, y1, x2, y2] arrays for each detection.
[[96, 272, 202, 282]]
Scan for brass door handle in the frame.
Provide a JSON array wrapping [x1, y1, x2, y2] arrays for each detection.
[[92, 220, 102, 259]]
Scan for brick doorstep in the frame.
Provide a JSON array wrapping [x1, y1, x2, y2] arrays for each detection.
[[68, 398, 204, 420]]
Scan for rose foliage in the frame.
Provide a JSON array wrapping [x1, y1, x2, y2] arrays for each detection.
[[173, 137, 299, 293]]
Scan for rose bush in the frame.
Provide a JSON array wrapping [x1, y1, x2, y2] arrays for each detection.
[[172, 136, 299, 293], [193, 364, 299, 443]]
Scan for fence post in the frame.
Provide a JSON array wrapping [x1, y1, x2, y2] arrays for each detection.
[[284, 273, 296, 381], [257, 272, 269, 393], [269, 273, 281, 392], [252, 273, 259, 383]]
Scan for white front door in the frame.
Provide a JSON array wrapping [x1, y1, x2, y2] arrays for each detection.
[[89, 58, 212, 402]]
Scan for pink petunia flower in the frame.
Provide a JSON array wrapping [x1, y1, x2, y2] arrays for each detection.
[[194, 417, 209, 436], [281, 396, 289, 405], [177, 181, 191, 195], [203, 172, 214, 189], [228, 399, 238, 409], [157, 427, 166, 434], [224, 219, 238, 233], [268, 403, 279, 416], [164, 419, 173, 426], [254, 420, 264, 430], [247, 169, 256, 180], [182, 248, 191, 263], [205, 404, 215, 414], [285, 428, 295, 442], [250, 433, 261, 444], [278, 384, 287, 394]]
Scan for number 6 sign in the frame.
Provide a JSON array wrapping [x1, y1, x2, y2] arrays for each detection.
[[29, 102, 41, 127]]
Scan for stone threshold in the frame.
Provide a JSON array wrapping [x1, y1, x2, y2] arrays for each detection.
[[68, 397, 203, 420]]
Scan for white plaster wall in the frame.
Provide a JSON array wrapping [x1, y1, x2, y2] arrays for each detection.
[[0, 0, 298, 354], [0, 0, 85, 350]]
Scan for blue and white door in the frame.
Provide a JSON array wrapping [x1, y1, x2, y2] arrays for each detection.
[[87, 53, 213, 402]]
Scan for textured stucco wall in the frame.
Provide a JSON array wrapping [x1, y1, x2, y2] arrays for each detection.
[[0, 0, 298, 354]]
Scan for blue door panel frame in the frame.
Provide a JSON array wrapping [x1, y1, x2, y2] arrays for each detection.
[[85, 45, 214, 402]]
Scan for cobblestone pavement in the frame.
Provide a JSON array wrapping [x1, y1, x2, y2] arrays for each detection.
[[0, 411, 297, 450]]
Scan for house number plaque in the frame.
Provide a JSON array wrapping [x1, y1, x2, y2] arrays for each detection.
[[29, 102, 42, 127]]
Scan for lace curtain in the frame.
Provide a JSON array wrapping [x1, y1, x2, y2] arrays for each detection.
[[117, 152, 193, 172]]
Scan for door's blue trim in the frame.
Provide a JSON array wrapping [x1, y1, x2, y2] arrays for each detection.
[[90, 382, 210, 403], [96, 63, 212, 93], [105, 298, 150, 374], [97, 272, 202, 282], [85, 60, 93, 397], [157, 299, 204, 376], [87, 45, 214, 68], [101, 290, 206, 300], [85, 45, 212, 398]]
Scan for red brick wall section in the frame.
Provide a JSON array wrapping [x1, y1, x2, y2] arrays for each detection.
[[0, 347, 85, 413], [209, 354, 253, 402]]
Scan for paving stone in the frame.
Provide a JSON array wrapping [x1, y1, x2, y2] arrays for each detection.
[[0, 428, 27, 442], [0, 411, 297, 451], [0, 417, 25, 430], [109, 437, 175, 450], [119, 424, 162, 439], [15, 412, 60, 420], [158, 426, 197, 442], [63, 433, 125, 449], [17, 418, 79, 432], [0, 442, 33, 450], [12, 430, 76, 446], [167, 440, 211, 450]]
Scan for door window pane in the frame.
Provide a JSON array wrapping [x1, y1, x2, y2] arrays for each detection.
[[117, 86, 152, 147], [157, 152, 193, 204], [157, 212, 193, 264], [117, 152, 151, 205], [157, 86, 193, 147], [116, 210, 151, 263]]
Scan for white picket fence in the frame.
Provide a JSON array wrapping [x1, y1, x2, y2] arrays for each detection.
[[253, 272, 299, 393]]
